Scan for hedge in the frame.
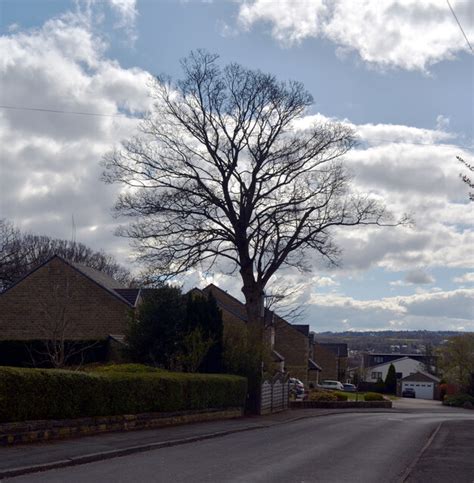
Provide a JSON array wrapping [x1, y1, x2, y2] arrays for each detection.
[[86, 363, 168, 374], [308, 391, 337, 402], [364, 392, 385, 401], [0, 367, 247, 423], [443, 393, 474, 408]]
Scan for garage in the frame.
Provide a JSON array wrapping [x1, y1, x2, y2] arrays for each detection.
[[400, 371, 440, 400]]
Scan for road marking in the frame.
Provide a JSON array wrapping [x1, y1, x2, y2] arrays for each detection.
[[399, 422, 442, 483]]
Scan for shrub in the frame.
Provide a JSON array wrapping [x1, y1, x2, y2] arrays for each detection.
[[443, 393, 474, 408], [308, 391, 338, 402], [87, 364, 167, 374], [334, 391, 349, 401], [364, 392, 385, 401], [0, 366, 247, 423]]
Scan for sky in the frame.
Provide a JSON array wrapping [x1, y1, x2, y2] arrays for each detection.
[[0, 0, 473, 332]]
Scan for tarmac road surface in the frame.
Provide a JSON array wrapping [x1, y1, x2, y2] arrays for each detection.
[[6, 403, 474, 483]]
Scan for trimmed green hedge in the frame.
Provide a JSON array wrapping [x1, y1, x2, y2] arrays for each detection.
[[86, 363, 168, 374], [308, 391, 337, 402], [333, 391, 349, 401], [364, 392, 385, 401], [0, 367, 247, 423]]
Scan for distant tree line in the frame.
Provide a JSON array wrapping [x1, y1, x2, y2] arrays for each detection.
[[0, 219, 132, 292]]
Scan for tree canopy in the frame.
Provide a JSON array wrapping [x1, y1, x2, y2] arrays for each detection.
[[104, 50, 397, 326], [0, 219, 132, 291], [126, 286, 224, 372]]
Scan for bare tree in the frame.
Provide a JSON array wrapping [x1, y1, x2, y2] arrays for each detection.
[[0, 221, 133, 291], [29, 265, 98, 368], [104, 51, 399, 328], [458, 155, 474, 201], [0, 219, 25, 291], [264, 284, 307, 323], [103, 51, 405, 409]]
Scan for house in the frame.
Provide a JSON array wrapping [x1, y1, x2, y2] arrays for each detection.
[[0, 255, 138, 365], [310, 338, 348, 382], [362, 356, 424, 383], [201, 284, 320, 385], [362, 352, 437, 372], [400, 371, 440, 400]]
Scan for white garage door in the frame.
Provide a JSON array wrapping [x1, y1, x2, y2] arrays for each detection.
[[402, 382, 434, 400]]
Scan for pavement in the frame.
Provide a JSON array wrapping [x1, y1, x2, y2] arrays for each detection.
[[1, 399, 473, 481]]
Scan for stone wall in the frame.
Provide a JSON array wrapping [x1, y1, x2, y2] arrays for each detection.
[[290, 400, 392, 409], [0, 408, 243, 446]]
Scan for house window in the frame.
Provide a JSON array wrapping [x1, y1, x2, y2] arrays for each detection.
[[374, 357, 384, 364], [371, 372, 383, 380]]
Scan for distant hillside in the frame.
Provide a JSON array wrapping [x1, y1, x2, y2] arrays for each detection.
[[313, 330, 464, 354]]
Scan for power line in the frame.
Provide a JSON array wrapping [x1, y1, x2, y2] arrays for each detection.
[[446, 0, 473, 53], [0, 104, 139, 119], [0, 104, 472, 151]]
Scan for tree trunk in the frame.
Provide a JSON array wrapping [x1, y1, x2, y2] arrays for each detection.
[[240, 268, 265, 414]]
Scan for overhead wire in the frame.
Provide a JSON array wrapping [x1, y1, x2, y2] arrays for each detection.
[[0, 104, 135, 119], [0, 104, 472, 151], [446, 0, 473, 53]]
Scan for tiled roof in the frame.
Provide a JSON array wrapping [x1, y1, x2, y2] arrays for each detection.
[[201, 284, 309, 341], [114, 289, 140, 306], [292, 324, 310, 336], [71, 262, 125, 291], [202, 284, 248, 322], [401, 371, 440, 383]]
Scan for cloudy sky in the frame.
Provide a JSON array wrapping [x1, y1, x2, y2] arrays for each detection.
[[0, 0, 473, 332]]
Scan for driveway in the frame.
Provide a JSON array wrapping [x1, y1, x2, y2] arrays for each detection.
[[392, 397, 452, 411]]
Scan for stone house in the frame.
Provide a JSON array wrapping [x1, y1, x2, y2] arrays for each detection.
[[310, 338, 348, 382], [201, 284, 321, 385], [0, 255, 138, 365]]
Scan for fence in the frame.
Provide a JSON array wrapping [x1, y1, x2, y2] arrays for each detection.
[[260, 373, 290, 415]]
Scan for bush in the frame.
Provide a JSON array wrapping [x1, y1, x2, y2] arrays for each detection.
[[443, 393, 474, 408], [334, 391, 349, 401], [0, 366, 247, 423], [87, 364, 167, 374], [308, 391, 338, 402], [364, 392, 385, 401]]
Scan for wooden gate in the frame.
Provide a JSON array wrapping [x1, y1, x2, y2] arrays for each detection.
[[260, 373, 290, 415]]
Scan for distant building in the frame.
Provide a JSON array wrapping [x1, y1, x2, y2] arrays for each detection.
[[362, 352, 437, 372], [363, 356, 425, 383], [311, 337, 348, 382]]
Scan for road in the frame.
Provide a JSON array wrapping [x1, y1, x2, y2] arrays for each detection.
[[6, 402, 474, 483]]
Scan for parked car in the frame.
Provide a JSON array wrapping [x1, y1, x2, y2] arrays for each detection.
[[319, 380, 345, 391], [343, 383, 357, 392], [289, 378, 305, 398], [402, 387, 416, 398]]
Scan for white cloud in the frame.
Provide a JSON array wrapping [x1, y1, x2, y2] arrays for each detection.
[[237, 0, 474, 71], [108, 0, 139, 43], [306, 288, 474, 331], [0, 6, 151, 265], [436, 114, 450, 131], [454, 272, 474, 284]]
